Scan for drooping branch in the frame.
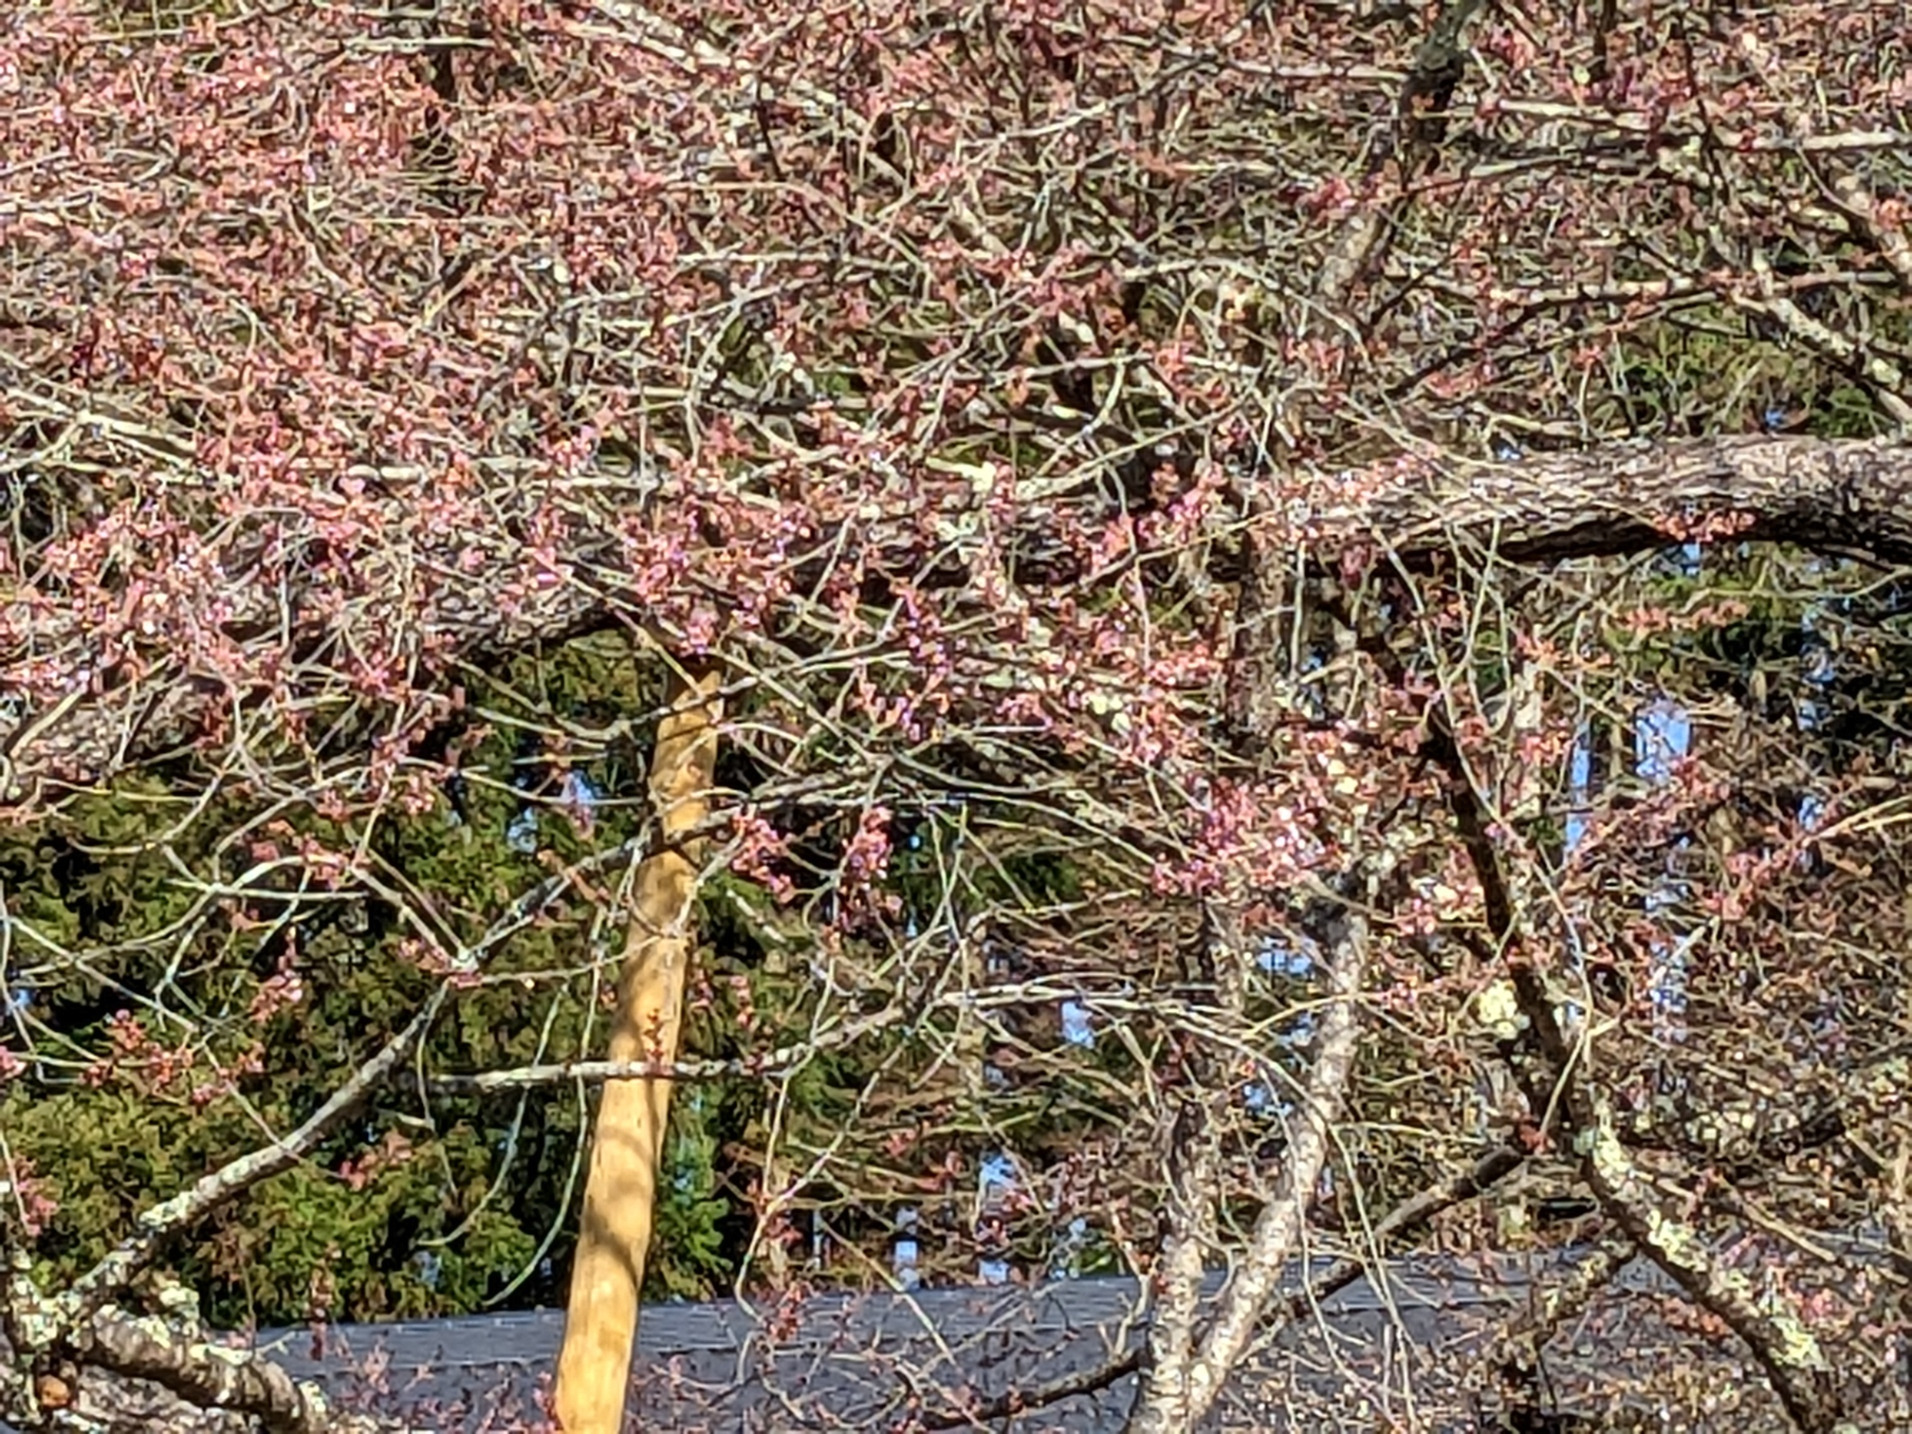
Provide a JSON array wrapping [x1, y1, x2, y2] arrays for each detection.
[[10, 436, 1912, 808], [1575, 1106, 1850, 1434]]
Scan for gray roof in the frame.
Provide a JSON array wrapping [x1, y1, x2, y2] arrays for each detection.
[[240, 1254, 1778, 1432], [253, 1264, 1499, 1432], [12, 1243, 1906, 1432]]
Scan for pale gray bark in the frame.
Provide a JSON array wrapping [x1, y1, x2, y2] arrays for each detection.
[[55, 989, 448, 1336], [1507, 970, 1859, 1434], [12, 435, 1912, 806], [75, 1305, 415, 1434], [1126, 913, 1367, 1434]]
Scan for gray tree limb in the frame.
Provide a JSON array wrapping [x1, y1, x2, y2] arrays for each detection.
[[8, 435, 1912, 802], [1126, 911, 1368, 1434]]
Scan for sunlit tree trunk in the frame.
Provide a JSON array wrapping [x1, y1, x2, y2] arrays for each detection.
[[554, 662, 722, 1434]]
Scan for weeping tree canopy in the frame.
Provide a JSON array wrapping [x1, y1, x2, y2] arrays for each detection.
[[3, 1, 1912, 1431]]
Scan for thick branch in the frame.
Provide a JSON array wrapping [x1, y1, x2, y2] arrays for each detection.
[[1302, 435, 1912, 568], [77, 1306, 415, 1434], [1576, 1106, 1849, 1434], [1131, 902, 1248, 1434], [1509, 969, 1855, 1434], [1176, 912, 1366, 1424], [9, 436, 1912, 803], [1127, 911, 1368, 1434]]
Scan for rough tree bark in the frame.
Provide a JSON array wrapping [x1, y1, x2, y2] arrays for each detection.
[[552, 660, 722, 1434], [1306, 435, 1912, 567], [1, 1283, 417, 1434], [8, 435, 1912, 805], [73, 1304, 415, 1434]]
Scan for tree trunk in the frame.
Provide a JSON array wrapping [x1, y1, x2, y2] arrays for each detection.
[[553, 663, 722, 1434]]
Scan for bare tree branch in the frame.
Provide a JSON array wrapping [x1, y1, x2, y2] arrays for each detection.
[[77, 1305, 419, 1434], [55, 988, 450, 1336], [1472, 1232, 1635, 1428], [11, 434, 1912, 804], [1305, 435, 1912, 567], [429, 1004, 905, 1093], [1826, 166, 1912, 294], [1128, 910, 1368, 1433], [1509, 967, 1856, 1434], [921, 1141, 1527, 1431]]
